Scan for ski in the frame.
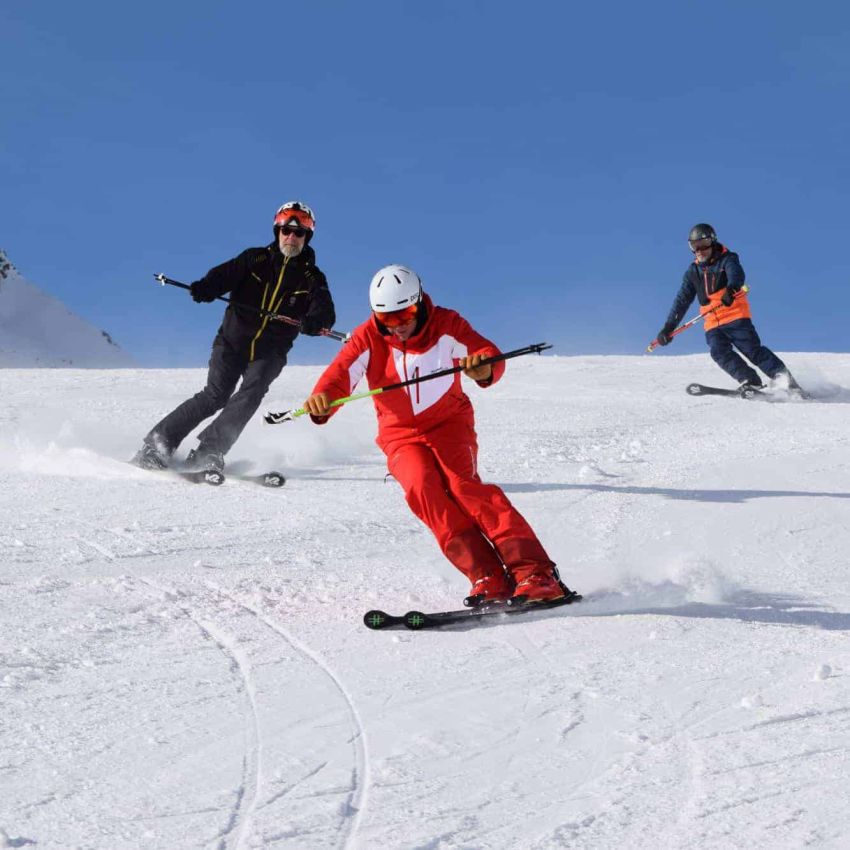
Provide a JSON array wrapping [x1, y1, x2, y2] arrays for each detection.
[[175, 469, 226, 486], [130, 458, 225, 486], [132, 458, 285, 488], [363, 591, 582, 631], [686, 383, 764, 400], [228, 471, 286, 488]]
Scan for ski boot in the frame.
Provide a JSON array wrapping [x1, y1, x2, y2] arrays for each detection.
[[463, 572, 515, 608], [185, 447, 225, 474], [508, 572, 569, 606], [131, 443, 169, 471], [776, 371, 810, 400]]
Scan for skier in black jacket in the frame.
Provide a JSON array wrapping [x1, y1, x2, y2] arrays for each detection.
[[132, 201, 336, 473]]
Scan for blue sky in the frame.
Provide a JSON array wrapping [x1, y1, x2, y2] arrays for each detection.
[[2, 1, 848, 366]]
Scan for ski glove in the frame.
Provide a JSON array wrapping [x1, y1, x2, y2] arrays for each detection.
[[300, 314, 325, 336], [190, 281, 216, 303], [720, 287, 737, 307], [656, 326, 674, 347]]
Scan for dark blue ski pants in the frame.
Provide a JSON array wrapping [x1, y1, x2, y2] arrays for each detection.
[[705, 318, 787, 385]]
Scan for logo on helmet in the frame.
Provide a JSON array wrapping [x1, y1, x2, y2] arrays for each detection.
[[369, 265, 422, 312]]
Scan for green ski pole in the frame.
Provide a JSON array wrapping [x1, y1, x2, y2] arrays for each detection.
[[264, 342, 552, 424]]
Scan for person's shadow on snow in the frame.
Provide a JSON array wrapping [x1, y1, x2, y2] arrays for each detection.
[[436, 589, 850, 633], [501, 482, 850, 503], [579, 587, 850, 632]]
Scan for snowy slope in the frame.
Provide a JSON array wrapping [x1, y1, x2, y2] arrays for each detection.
[[1, 354, 850, 849], [0, 250, 134, 367]]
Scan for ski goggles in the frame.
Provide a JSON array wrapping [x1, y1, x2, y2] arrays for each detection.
[[274, 205, 315, 231], [689, 238, 714, 253], [374, 303, 419, 328], [278, 225, 309, 238]]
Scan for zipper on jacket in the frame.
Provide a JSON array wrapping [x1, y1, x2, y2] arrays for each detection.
[[401, 342, 409, 390], [249, 257, 289, 361]]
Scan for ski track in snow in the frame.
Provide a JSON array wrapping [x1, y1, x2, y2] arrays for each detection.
[[59, 518, 367, 849], [147, 590, 261, 850], [79, 520, 369, 850], [202, 581, 369, 850], [62, 523, 264, 850]]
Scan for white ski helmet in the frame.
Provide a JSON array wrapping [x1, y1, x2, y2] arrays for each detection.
[[369, 265, 422, 312]]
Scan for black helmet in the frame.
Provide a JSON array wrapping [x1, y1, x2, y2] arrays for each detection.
[[688, 223, 717, 247]]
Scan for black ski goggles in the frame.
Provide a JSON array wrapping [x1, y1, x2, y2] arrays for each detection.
[[689, 238, 715, 253]]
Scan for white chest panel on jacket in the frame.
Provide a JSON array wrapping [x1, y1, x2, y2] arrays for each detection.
[[389, 334, 469, 415]]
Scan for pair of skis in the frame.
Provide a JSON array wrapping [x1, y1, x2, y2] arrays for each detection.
[[364, 590, 582, 631], [152, 467, 285, 487], [686, 383, 810, 401]]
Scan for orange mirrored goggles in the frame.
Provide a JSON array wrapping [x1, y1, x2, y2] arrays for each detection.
[[274, 207, 315, 231], [374, 303, 419, 328]]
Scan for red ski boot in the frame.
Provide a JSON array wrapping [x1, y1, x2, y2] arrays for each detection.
[[463, 572, 515, 608], [508, 572, 567, 605]]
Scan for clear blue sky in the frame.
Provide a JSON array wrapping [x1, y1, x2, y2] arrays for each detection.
[[2, 1, 848, 366]]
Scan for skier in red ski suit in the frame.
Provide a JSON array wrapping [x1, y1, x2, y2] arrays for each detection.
[[303, 264, 574, 605]]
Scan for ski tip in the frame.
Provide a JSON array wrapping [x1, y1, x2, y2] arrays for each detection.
[[364, 610, 392, 630], [404, 611, 430, 630], [261, 471, 286, 488]]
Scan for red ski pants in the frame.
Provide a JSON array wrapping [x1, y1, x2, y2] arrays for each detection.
[[385, 426, 555, 584]]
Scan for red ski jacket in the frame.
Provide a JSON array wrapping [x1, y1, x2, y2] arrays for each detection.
[[310, 294, 504, 452]]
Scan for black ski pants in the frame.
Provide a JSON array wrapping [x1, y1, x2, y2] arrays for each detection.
[[145, 336, 286, 457], [705, 318, 787, 385]]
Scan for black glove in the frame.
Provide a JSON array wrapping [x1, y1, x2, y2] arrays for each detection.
[[300, 314, 325, 336], [656, 326, 675, 347], [190, 281, 216, 303], [720, 287, 736, 307]]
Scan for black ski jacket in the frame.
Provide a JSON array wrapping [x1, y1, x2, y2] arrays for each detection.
[[191, 244, 336, 361]]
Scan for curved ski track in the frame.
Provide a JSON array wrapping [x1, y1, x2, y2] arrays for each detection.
[[204, 580, 369, 850], [71, 519, 367, 850], [69, 522, 263, 850]]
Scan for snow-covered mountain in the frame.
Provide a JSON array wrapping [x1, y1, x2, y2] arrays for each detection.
[[0, 249, 134, 367], [1, 355, 849, 848]]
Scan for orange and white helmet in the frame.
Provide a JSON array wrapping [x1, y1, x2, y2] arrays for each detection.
[[273, 201, 315, 234]]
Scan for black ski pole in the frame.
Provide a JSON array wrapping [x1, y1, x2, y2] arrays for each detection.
[[265, 342, 553, 423], [153, 273, 350, 342]]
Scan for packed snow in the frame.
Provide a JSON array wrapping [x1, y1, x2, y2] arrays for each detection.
[[0, 251, 134, 368], [1, 352, 849, 849]]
